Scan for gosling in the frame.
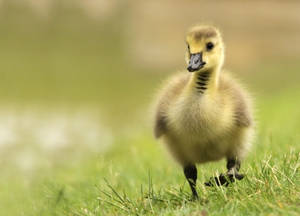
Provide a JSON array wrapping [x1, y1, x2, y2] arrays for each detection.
[[153, 25, 254, 198]]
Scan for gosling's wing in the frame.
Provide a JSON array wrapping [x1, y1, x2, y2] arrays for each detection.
[[233, 89, 253, 127], [219, 72, 253, 128], [154, 111, 168, 139], [154, 72, 190, 138]]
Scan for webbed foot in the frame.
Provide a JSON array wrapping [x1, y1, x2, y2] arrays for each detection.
[[204, 173, 244, 187]]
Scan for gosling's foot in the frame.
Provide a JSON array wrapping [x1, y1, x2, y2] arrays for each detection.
[[204, 173, 244, 187], [188, 193, 199, 202]]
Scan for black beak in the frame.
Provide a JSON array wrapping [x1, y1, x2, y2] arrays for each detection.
[[187, 52, 206, 72]]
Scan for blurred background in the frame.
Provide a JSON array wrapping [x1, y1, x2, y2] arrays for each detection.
[[0, 0, 299, 214]]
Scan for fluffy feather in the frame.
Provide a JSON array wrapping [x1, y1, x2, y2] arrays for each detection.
[[153, 25, 254, 166]]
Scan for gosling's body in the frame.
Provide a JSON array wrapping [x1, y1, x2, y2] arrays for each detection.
[[154, 25, 254, 198], [155, 71, 253, 164]]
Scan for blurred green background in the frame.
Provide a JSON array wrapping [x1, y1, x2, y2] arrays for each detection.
[[0, 0, 299, 215]]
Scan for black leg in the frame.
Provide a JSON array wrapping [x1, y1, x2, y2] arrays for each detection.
[[226, 158, 244, 181], [227, 158, 241, 172], [205, 158, 244, 187], [183, 164, 198, 199]]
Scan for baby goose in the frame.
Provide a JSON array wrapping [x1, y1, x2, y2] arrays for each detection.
[[154, 25, 254, 198]]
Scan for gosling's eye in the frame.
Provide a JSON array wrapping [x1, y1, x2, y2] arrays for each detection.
[[187, 44, 190, 50], [206, 42, 214, 51]]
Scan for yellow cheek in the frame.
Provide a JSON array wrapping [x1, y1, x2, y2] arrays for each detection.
[[190, 47, 202, 54], [189, 41, 204, 54], [204, 52, 221, 66], [202, 52, 212, 64]]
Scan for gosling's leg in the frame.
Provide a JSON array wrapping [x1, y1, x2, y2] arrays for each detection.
[[226, 158, 245, 182], [183, 164, 198, 199], [205, 158, 244, 186]]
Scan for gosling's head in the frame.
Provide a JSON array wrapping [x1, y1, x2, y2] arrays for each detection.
[[185, 25, 224, 72]]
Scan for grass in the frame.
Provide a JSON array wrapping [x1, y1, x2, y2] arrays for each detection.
[[1, 89, 299, 216]]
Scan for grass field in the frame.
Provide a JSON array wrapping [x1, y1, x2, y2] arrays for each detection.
[[0, 2, 300, 216], [1, 89, 299, 216]]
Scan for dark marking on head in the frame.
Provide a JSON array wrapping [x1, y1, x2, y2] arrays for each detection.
[[193, 28, 217, 41]]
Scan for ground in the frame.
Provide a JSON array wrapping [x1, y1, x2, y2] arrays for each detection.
[[1, 89, 299, 216]]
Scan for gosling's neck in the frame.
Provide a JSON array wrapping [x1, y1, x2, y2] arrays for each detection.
[[188, 66, 220, 95]]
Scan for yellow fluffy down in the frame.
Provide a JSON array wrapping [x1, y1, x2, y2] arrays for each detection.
[[154, 70, 254, 165]]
